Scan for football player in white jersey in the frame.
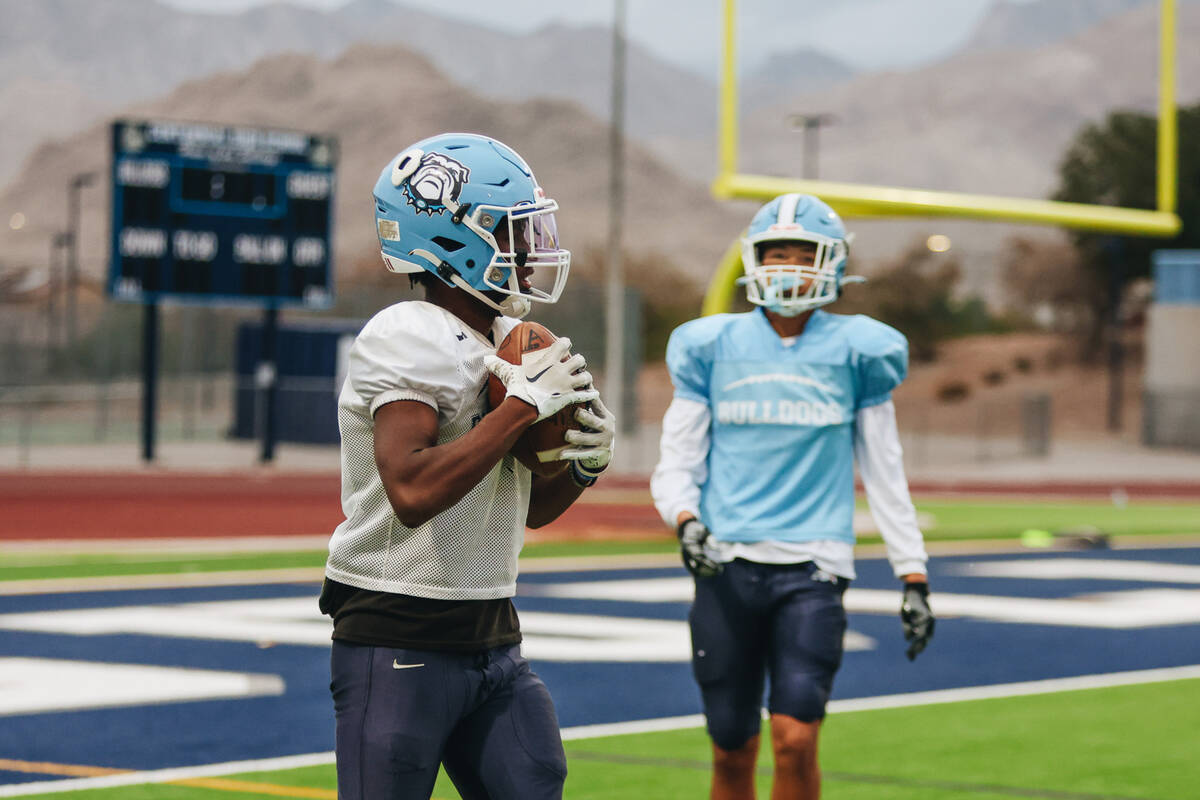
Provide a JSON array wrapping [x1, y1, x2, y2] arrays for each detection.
[[321, 132, 616, 800], [651, 193, 934, 800]]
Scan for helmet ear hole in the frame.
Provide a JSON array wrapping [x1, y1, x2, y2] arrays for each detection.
[[431, 236, 465, 253]]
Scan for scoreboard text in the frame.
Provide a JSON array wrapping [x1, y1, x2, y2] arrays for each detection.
[[108, 120, 337, 307]]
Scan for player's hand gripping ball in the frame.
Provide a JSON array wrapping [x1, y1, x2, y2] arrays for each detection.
[[485, 322, 597, 477]]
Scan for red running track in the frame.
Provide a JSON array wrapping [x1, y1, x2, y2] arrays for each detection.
[[1, 472, 1196, 541], [0, 472, 665, 541]]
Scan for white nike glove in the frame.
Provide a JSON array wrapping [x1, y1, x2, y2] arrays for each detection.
[[562, 395, 616, 473], [484, 336, 599, 421]]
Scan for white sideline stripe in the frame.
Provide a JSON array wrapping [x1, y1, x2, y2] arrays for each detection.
[[4, 664, 1200, 797], [0, 568, 326, 596], [0, 554, 682, 596], [13, 541, 1199, 597], [561, 714, 705, 741], [0, 752, 336, 797], [0, 536, 332, 554], [825, 664, 1200, 712], [563, 664, 1200, 741]]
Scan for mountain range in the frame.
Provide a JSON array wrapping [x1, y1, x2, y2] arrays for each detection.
[[2, 0, 1197, 301], [1, 0, 1178, 186], [0, 43, 746, 302]]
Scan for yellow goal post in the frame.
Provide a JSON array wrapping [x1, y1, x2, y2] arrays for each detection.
[[705, 0, 1181, 315]]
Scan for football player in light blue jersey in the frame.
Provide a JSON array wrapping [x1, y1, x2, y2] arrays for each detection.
[[651, 193, 934, 800]]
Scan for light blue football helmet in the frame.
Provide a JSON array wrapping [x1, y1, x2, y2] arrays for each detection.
[[740, 193, 856, 316], [374, 132, 569, 318]]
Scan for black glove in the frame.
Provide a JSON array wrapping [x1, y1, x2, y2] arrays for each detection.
[[900, 582, 935, 661], [677, 518, 722, 579]]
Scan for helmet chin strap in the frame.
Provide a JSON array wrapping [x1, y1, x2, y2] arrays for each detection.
[[490, 261, 533, 318], [448, 274, 532, 319], [500, 295, 532, 318], [766, 303, 810, 317]]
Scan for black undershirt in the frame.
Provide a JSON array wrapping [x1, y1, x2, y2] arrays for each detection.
[[318, 578, 522, 652]]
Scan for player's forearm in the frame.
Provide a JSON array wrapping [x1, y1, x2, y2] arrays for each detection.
[[651, 464, 702, 528], [854, 401, 928, 575], [526, 468, 586, 528], [650, 396, 710, 527], [379, 398, 535, 527]]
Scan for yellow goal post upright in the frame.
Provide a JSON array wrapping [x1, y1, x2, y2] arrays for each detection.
[[704, 0, 1181, 316]]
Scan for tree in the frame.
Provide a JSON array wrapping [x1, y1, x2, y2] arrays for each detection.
[[1001, 236, 1104, 341], [837, 239, 969, 362], [1053, 104, 1200, 354]]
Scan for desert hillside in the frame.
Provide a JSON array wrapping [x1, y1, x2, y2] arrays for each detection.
[[0, 44, 744, 301]]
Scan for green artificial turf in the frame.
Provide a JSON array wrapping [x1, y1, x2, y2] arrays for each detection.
[[4, 497, 1197, 583], [16, 678, 1197, 799]]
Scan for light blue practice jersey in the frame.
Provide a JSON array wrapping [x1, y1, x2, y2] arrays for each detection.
[[665, 308, 908, 545]]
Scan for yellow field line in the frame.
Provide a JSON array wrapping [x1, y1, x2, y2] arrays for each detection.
[[0, 759, 332, 798], [169, 777, 336, 799], [0, 758, 457, 800], [0, 759, 127, 777]]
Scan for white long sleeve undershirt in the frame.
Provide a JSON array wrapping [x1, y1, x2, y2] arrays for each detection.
[[650, 396, 928, 580]]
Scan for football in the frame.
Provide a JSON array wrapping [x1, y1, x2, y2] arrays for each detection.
[[487, 321, 584, 477]]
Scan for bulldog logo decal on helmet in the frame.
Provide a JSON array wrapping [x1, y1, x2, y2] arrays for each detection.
[[390, 148, 470, 216]]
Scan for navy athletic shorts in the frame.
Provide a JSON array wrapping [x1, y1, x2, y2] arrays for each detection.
[[689, 558, 849, 751], [330, 641, 567, 800]]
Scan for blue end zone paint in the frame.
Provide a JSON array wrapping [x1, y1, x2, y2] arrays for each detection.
[[0, 637, 334, 770], [2, 547, 1199, 782], [866, 546, 1200, 597], [0, 582, 319, 614], [538, 661, 699, 728], [515, 595, 689, 621]]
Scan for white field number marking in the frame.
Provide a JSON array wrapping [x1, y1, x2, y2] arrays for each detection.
[[0, 658, 284, 716], [954, 558, 1200, 584], [527, 557, 1200, 629], [0, 599, 871, 662]]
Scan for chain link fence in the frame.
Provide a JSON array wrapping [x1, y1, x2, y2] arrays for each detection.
[[2, 292, 1056, 472]]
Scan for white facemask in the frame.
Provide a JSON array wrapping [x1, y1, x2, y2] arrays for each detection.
[[762, 275, 811, 317]]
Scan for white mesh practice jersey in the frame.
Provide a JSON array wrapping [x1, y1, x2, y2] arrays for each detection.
[[325, 300, 529, 600]]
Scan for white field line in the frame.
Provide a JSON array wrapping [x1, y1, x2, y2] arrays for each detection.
[[0, 568, 327, 596], [4, 664, 1199, 797], [3, 530, 1197, 566], [5, 537, 1200, 595], [0, 554, 685, 596], [4, 536, 1198, 598], [561, 663, 1200, 740], [0, 752, 336, 798], [0, 536, 332, 554]]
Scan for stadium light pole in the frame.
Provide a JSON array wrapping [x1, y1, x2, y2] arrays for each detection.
[[47, 232, 70, 356], [788, 113, 837, 180], [604, 0, 630, 433], [65, 171, 97, 351]]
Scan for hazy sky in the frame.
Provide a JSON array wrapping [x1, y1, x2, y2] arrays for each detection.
[[157, 0, 1032, 74]]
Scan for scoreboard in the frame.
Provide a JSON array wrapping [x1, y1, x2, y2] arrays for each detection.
[[108, 119, 337, 308]]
